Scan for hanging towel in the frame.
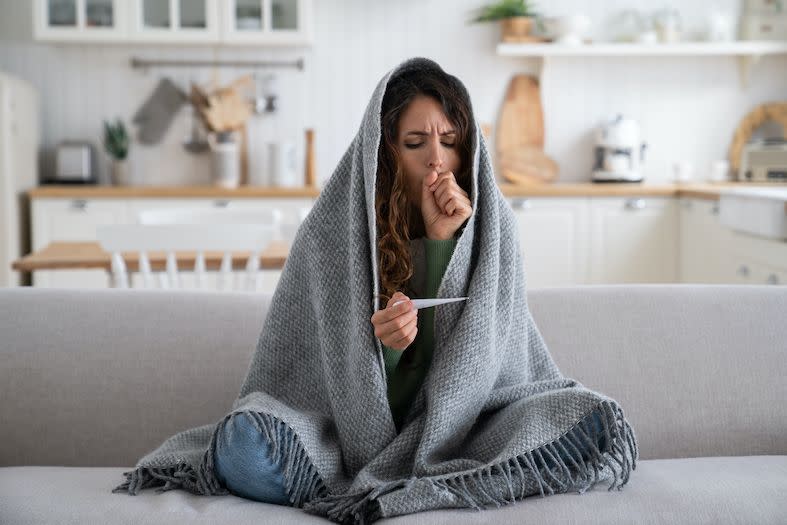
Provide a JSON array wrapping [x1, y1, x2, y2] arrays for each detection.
[[113, 57, 638, 524], [132, 77, 186, 145]]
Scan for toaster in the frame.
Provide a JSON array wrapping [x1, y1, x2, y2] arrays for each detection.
[[48, 141, 97, 184]]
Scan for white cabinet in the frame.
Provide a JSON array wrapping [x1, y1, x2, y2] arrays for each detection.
[[221, 0, 313, 45], [679, 198, 732, 283], [31, 198, 129, 288], [509, 197, 589, 288], [720, 230, 787, 285], [128, 0, 220, 43], [33, 0, 313, 45], [34, 0, 129, 41], [589, 197, 678, 284]]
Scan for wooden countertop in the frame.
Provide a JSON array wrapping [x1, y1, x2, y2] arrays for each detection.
[[28, 185, 321, 199], [28, 182, 786, 201], [12, 240, 289, 272]]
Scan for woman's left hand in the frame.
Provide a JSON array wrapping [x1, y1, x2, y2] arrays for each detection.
[[421, 170, 472, 240]]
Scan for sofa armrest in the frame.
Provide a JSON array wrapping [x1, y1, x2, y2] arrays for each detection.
[[0, 288, 271, 467]]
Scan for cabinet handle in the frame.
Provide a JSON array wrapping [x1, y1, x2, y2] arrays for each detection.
[[213, 200, 230, 208], [70, 199, 88, 211], [711, 202, 720, 215], [681, 200, 693, 211], [766, 274, 780, 285], [511, 198, 531, 210], [624, 198, 646, 210], [737, 265, 750, 278]]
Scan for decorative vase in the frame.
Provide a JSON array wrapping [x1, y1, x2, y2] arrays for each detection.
[[501, 16, 534, 42], [111, 159, 131, 186]]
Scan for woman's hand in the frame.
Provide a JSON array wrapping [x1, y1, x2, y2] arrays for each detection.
[[370, 291, 418, 351], [421, 169, 472, 240]]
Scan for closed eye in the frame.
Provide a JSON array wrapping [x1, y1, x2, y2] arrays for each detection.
[[404, 143, 455, 149]]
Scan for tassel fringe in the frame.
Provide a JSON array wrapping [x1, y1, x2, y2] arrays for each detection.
[[112, 410, 329, 508], [114, 401, 637, 525], [303, 400, 638, 524]]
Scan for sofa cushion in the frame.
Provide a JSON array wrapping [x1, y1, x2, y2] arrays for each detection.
[[2, 456, 785, 524]]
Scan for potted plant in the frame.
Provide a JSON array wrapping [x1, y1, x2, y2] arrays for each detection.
[[471, 0, 540, 42], [103, 118, 130, 185]]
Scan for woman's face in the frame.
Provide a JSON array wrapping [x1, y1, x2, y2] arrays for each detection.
[[396, 95, 461, 209]]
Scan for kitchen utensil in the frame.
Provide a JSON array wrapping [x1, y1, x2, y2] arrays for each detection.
[[496, 74, 559, 185], [182, 104, 209, 153], [305, 129, 316, 187], [252, 73, 278, 114], [498, 146, 558, 184], [392, 297, 468, 310]]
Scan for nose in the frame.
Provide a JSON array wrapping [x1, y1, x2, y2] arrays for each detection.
[[427, 139, 443, 169]]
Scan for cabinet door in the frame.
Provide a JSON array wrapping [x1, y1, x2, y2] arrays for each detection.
[[510, 197, 589, 288], [31, 198, 129, 288], [34, 0, 129, 41], [720, 230, 787, 285], [129, 0, 220, 42], [221, 0, 313, 45], [589, 197, 678, 284], [679, 198, 732, 283]]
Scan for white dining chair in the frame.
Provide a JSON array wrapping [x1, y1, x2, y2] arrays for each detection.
[[138, 207, 284, 239], [96, 217, 278, 291]]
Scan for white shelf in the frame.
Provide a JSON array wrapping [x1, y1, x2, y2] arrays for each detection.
[[497, 41, 787, 57]]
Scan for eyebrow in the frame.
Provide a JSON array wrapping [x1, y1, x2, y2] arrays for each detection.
[[405, 130, 456, 136]]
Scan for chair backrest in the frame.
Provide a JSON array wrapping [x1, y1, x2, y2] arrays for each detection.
[[138, 207, 283, 237], [97, 216, 277, 291]]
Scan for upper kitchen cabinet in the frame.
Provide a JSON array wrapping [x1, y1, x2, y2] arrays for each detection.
[[128, 0, 220, 43], [221, 0, 313, 46], [33, 0, 129, 41], [32, 0, 313, 45]]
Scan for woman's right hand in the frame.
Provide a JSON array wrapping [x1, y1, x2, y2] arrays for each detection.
[[370, 291, 418, 351]]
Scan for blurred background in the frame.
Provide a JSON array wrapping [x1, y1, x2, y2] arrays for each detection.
[[0, 0, 785, 292]]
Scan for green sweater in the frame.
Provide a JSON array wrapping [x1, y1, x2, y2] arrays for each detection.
[[382, 238, 457, 431]]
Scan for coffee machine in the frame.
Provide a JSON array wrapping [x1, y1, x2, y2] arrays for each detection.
[[592, 115, 647, 183]]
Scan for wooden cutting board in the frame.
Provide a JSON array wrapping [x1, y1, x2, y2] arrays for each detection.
[[496, 74, 558, 185]]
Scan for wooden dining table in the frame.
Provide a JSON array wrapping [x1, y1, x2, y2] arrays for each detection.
[[12, 240, 290, 273]]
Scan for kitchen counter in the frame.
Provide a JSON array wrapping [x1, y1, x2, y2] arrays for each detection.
[[27, 182, 786, 200], [28, 185, 321, 199]]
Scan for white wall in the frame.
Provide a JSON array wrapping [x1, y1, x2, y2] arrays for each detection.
[[0, 0, 785, 186]]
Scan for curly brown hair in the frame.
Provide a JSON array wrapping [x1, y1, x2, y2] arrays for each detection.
[[375, 67, 474, 306]]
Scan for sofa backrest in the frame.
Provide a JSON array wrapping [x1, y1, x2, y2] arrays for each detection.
[[0, 285, 784, 467]]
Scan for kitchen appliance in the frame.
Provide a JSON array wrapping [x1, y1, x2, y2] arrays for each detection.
[[46, 140, 97, 184], [592, 114, 647, 183], [738, 139, 787, 182], [0, 71, 39, 287]]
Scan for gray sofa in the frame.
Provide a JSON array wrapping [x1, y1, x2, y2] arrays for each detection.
[[1, 285, 785, 524]]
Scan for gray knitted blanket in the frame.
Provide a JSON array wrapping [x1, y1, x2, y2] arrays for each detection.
[[113, 57, 638, 523]]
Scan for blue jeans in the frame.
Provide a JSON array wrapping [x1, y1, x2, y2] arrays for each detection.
[[213, 412, 291, 505]]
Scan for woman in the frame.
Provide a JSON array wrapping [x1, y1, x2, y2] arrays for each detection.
[[116, 58, 636, 524]]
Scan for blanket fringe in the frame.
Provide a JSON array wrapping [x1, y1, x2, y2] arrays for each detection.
[[112, 411, 329, 509], [304, 400, 637, 524]]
